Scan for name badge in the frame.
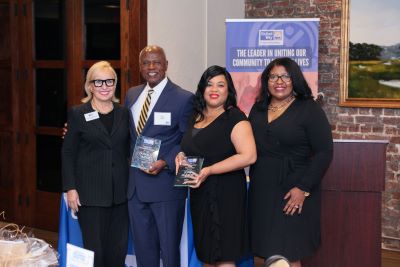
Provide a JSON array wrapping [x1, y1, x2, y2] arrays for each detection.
[[84, 111, 99, 121], [154, 112, 171, 126]]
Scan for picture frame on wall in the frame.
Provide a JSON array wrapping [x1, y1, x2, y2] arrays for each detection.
[[339, 0, 400, 108]]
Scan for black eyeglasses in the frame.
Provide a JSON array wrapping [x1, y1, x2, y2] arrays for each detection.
[[90, 79, 115, 87], [268, 74, 291, 83]]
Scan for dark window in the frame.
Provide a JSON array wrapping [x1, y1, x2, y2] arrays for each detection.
[[36, 135, 62, 192], [34, 0, 64, 60], [84, 0, 120, 59], [36, 68, 67, 127]]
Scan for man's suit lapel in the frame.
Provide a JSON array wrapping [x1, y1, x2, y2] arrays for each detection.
[[126, 86, 145, 109], [127, 86, 145, 137]]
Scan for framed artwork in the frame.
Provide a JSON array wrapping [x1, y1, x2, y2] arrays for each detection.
[[339, 0, 400, 108]]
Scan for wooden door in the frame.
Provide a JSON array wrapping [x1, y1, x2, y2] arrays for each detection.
[[0, 0, 146, 231], [0, 0, 21, 224]]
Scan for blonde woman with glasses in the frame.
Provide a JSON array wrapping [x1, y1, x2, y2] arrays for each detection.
[[62, 61, 130, 267]]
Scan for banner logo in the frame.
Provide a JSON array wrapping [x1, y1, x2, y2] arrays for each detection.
[[259, 30, 284, 46]]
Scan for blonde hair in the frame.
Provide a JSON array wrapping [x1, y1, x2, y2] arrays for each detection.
[[81, 61, 119, 103]]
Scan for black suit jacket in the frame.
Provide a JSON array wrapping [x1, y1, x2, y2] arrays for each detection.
[[62, 101, 130, 206]]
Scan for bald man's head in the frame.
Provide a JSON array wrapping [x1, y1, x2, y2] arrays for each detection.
[[139, 46, 168, 88]]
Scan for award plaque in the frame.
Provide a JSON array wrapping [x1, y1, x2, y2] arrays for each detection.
[[131, 135, 162, 170], [174, 156, 204, 186]]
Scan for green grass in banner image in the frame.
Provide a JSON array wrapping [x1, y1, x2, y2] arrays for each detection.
[[348, 59, 400, 98]]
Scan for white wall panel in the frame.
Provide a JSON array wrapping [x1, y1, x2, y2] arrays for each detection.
[[148, 0, 244, 92]]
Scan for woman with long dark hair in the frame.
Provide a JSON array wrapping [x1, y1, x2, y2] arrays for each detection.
[[176, 65, 256, 266]]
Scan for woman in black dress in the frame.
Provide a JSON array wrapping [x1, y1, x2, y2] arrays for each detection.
[[176, 65, 256, 266], [248, 58, 333, 266]]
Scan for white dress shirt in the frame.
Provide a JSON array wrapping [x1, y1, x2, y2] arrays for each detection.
[[131, 77, 168, 127]]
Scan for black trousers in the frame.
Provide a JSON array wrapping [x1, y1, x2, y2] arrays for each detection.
[[78, 202, 129, 267]]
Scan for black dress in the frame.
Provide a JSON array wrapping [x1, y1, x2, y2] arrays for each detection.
[[180, 107, 249, 263], [248, 98, 333, 261]]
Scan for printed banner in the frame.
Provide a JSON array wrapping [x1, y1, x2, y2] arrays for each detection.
[[226, 18, 320, 114]]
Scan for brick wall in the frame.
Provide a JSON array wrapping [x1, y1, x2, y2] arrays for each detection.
[[245, 0, 400, 250]]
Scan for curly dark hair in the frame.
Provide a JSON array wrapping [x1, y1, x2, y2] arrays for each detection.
[[255, 57, 312, 111], [193, 65, 237, 122]]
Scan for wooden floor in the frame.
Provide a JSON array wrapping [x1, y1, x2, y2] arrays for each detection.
[[382, 249, 400, 267], [1, 221, 399, 266]]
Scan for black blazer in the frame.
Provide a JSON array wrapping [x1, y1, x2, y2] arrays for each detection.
[[62, 101, 130, 207]]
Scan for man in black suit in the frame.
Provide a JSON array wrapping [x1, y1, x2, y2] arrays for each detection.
[[125, 46, 194, 267]]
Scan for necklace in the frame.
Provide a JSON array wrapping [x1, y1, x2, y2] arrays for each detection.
[[268, 96, 295, 112], [91, 99, 114, 115]]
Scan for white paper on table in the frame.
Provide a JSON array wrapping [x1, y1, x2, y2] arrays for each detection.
[[66, 243, 94, 267]]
